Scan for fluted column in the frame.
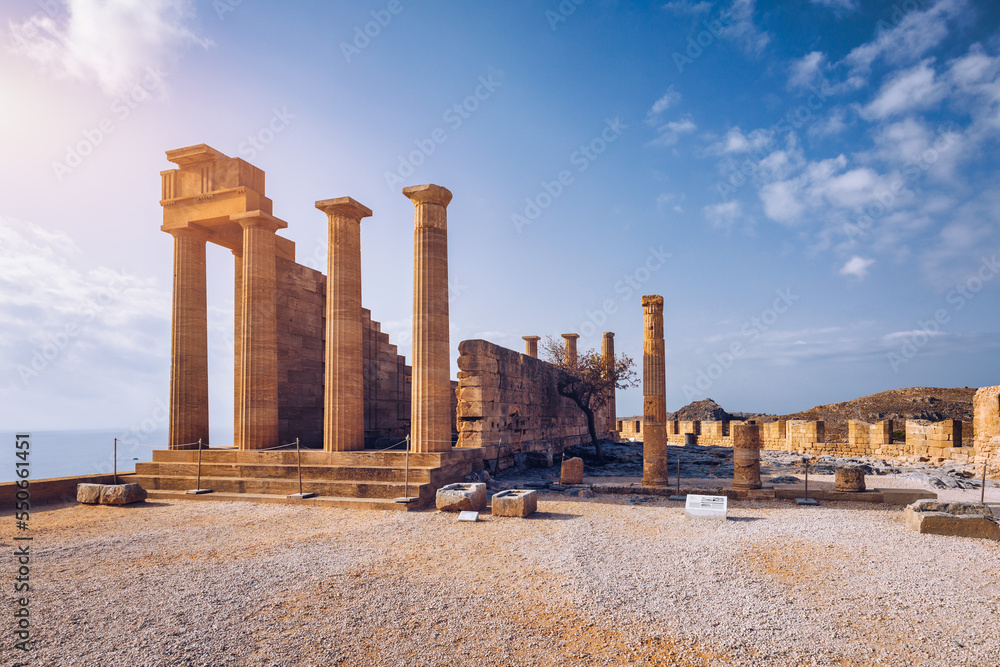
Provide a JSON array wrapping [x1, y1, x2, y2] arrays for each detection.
[[562, 333, 580, 366], [404, 184, 454, 453], [316, 197, 372, 452], [523, 335, 540, 358], [602, 332, 617, 436], [642, 295, 667, 423], [234, 212, 282, 450], [233, 249, 243, 446], [168, 228, 210, 450], [732, 423, 762, 489]]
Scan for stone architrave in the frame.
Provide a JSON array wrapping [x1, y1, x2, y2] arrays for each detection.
[[602, 332, 617, 436], [523, 335, 541, 358], [641, 421, 669, 486], [167, 227, 210, 450], [642, 295, 667, 424], [316, 197, 373, 452], [732, 423, 762, 489], [404, 184, 454, 453], [233, 211, 284, 450], [561, 333, 580, 366]]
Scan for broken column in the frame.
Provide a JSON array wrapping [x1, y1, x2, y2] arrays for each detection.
[[642, 295, 667, 423], [233, 211, 285, 450], [602, 331, 617, 436], [522, 335, 540, 358], [404, 184, 454, 453], [316, 197, 372, 452], [167, 228, 210, 449], [562, 333, 580, 366], [732, 423, 761, 489]]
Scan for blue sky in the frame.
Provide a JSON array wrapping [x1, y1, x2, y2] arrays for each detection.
[[1, 0, 999, 439]]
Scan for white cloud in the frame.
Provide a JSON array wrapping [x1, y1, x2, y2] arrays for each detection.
[[703, 200, 746, 231], [647, 87, 682, 122], [839, 256, 875, 279], [662, 1, 713, 16], [656, 192, 685, 213], [650, 118, 697, 147], [710, 126, 774, 155], [862, 59, 947, 119], [810, 0, 857, 12], [7, 0, 211, 96], [720, 0, 770, 57], [789, 51, 826, 90], [759, 180, 804, 223]]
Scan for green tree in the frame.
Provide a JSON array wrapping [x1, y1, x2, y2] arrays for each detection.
[[542, 336, 638, 463]]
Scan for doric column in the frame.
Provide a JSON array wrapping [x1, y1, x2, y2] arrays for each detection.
[[404, 184, 454, 453], [732, 423, 762, 489], [233, 249, 243, 445], [168, 228, 210, 450], [523, 335, 540, 358], [642, 295, 667, 423], [602, 332, 617, 436], [562, 333, 580, 366], [315, 197, 372, 452], [233, 212, 282, 450], [642, 421, 669, 486]]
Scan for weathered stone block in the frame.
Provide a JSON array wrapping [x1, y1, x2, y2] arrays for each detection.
[[561, 457, 584, 484], [76, 483, 103, 504], [100, 483, 148, 505], [491, 489, 538, 517], [835, 466, 866, 492], [436, 483, 487, 512], [905, 500, 999, 540]]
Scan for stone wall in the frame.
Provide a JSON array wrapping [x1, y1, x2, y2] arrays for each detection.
[[455, 339, 596, 469], [974, 385, 1000, 475], [274, 258, 412, 448], [906, 420, 966, 463], [618, 418, 642, 441]]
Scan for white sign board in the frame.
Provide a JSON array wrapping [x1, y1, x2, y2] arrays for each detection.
[[684, 494, 728, 519], [458, 511, 479, 522]]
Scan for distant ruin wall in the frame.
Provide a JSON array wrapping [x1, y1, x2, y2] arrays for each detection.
[[455, 339, 599, 469], [974, 385, 1000, 475], [275, 258, 412, 447]]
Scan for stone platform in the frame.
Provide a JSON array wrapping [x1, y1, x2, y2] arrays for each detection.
[[128, 447, 485, 510]]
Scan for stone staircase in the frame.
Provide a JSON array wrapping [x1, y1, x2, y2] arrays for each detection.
[[127, 447, 485, 511]]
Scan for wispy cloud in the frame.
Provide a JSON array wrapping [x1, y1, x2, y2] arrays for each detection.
[[839, 255, 875, 279]]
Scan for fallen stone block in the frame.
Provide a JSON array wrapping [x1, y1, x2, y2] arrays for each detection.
[[77, 483, 147, 505], [904, 500, 999, 540], [76, 484, 103, 504], [835, 466, 866, 492], [436, 483, 487, 512], [491, 489, 537, 517], [560, 457, 584, 484]]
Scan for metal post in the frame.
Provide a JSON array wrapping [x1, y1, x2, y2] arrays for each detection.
[[804, 456, 809, 499], [676, 457, 681, 496], [196, 438, 203, 490], [114, 437, 118, 485], [394, 435, 418, 504], [288, 437, 315, 499], [982, 460, 988, 504]]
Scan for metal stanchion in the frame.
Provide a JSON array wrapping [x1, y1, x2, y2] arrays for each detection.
[[288, 438, 315, 499], [669, 457, 685, 501], [114, 437, 118, 485], [796, 455, 819, 506], [186, 438, 213, 495], [982, 461, 988, 504], [394, 435, 419, 504]]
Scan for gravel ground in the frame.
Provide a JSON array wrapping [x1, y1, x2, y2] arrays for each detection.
[[5, 474, 999, 667]]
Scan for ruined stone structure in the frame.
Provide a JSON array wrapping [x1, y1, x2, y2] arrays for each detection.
[[731, 423, 761, 489], [562, 333, 580, 366], [974, 385, 1000, 475], [455, 339, 598, 469], [522, 335, 540, 359], [641, 294, 668, 485], [601, 332, 618, 437]]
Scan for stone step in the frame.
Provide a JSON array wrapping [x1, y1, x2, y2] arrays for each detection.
[[144, 489, 428, 511], [135, 461, 435, 483], [130, 474, 433, 500], [151, 449, 476, 468]]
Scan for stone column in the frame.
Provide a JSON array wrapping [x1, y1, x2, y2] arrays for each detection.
[[168, 228, 210, 449], [233, 212, 282, 450], [404, 184, 454, 453], [732, 423, 762, 489], [602, 332, 617, 436], [233, 249, 243, 446], [562, 333, 580, 366], [642, 295, 667, 423], [315, 197, 372, 452], [522, 335, 540, 358], [642, 421, 669, 486]]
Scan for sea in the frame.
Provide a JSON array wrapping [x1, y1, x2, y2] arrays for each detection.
[[0, 428, 233, 483]]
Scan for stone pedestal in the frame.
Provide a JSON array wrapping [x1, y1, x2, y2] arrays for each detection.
[[316, 197, 372, 452], [642, 295, 667, 423], [642, 421, 669, 486], [835, 466, 866, 492], [405, 184, 454, 453], [732, 423, 761, 489], [492, 489, 538, 517], [167, 228, 210, 449], [523, 335, 540, 358], [436, 482, 487, 511], [561, 457, 584, 484], [234, 212, 283, 450]]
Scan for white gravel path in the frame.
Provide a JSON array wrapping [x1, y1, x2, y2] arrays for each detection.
[[5, 485, 999, 667]]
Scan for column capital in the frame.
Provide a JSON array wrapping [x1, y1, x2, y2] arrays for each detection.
[[641, 294, 664, 310], [561, 333, 580, 341], [167, 226, 211, 242], [603, 331, 615, 339], [315, 197, 373, 221], [522, 335, 541, 343], [231, 210, 287, 233], [403, 184, 453, 207]]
